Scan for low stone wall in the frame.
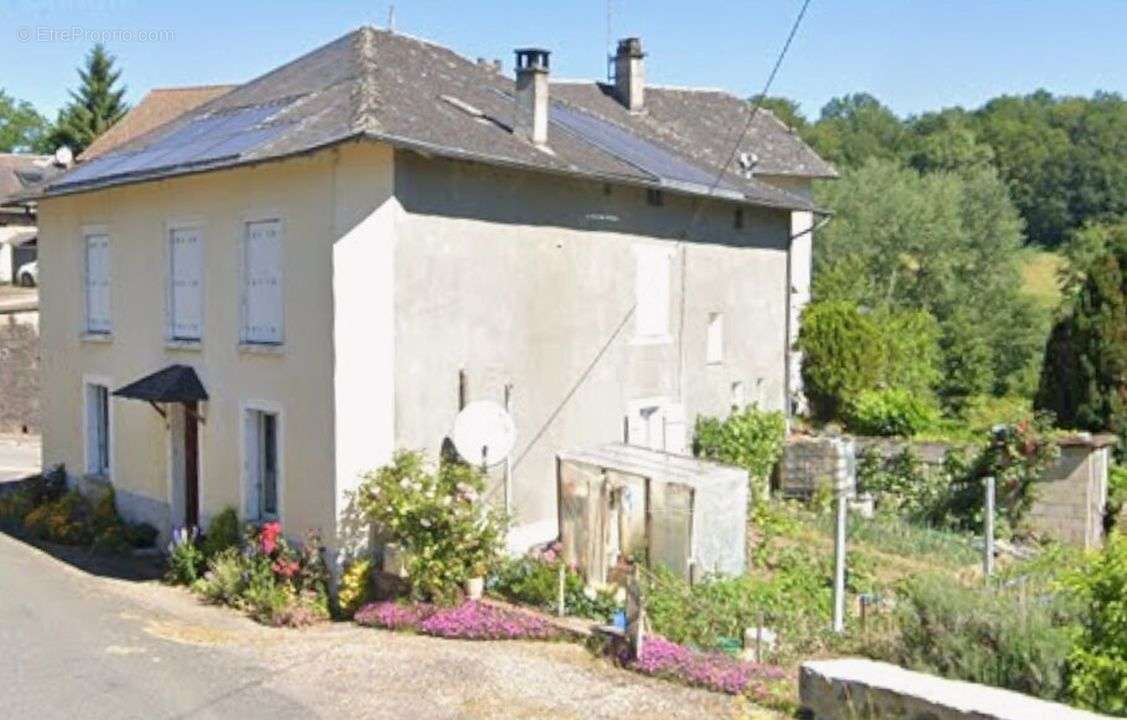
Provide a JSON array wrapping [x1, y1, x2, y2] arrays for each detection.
[[779, 435, 855, 499], [800, 658, 1112, 720], [0, 310, 39, 434]]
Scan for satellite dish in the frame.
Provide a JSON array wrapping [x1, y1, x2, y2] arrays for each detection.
[[54, 146, 73, 167], [452, 400, 516, 467]]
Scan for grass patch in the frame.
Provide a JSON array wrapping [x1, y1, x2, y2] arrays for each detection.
[[1019, 248, 1065, 312]]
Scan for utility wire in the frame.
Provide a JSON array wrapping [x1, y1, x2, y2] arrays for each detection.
[[512, 1, 814, 467]]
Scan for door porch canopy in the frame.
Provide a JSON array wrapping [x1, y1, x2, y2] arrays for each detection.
[[113, 364, 208, 403]]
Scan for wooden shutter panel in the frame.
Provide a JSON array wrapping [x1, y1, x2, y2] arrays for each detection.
[[663, 403, 687, 455], [170, 228, 202, 340], [85, 234, 111, 333], [244, 221, 282, 343]]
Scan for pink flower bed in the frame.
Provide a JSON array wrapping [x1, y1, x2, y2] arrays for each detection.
[[354, 600, 557, 641], [628, 635, 787, 695]]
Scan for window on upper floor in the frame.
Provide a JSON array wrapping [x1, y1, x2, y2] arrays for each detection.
[[83, 233, 111, 334], [241, 219, 283, 345], [168, 226, 203, 341], [634, 245, 672, 341], [707, 312, 724, 365]]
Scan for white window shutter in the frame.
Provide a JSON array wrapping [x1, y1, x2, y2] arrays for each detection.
[[170, 228, 202, 340], [85, 234, 111, 333], [634, 246, 670, 338], [244, 221, 282, 343]]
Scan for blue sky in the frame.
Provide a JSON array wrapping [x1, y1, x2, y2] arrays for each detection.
[[2, 1, 1124, 121]]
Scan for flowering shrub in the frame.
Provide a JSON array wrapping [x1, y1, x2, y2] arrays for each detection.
[[338, 558, 375, 618], [489, 543, 620, 621], [358, 451, 508, 603], [627, 635, 787, 696], [16, 485, 157, 553], [188, 521, 331, 627], [354, 600, 558, 641], [167, 526, 205, 584]]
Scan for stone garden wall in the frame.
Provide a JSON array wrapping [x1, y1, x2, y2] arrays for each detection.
[[0, 310, 39, 434]]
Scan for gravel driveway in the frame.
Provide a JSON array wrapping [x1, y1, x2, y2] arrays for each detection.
[[2, 532, 772, 719]]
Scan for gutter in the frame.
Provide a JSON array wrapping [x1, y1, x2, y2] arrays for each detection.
[[30, 130, 818, 214], [783, 210, 832, 421]]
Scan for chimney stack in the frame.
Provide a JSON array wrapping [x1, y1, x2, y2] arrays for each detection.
[[514, 48, 550, 146], [613, 37, 645, 112]]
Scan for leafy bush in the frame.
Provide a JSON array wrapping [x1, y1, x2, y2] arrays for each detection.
[[337, 558, 375, 619], [190, 522, 330, 627], [864, 574, 1078, 701], [201, 507, 240, 560], [856, 446, 947, 521], [24, 490, 96, 545], [938, 417, 1060, 537], [845, 388, 938, 436], [693, 405, 786, 495], [796, 301, 886, 421], [1107, 465, 1127, 533], [489, 545, 619, 621], [357, 451, 508, 604], [166, 527, 205, 585], [1065, 532, 1127, 715]]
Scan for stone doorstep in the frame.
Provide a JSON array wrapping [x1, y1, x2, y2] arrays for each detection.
[[800, 658, 1114, 720]]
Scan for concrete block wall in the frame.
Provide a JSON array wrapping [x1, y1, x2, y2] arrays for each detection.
[[1027, 437, 1114, 550], [800, 658, 1113, 720], [0, 311, 39, 434]]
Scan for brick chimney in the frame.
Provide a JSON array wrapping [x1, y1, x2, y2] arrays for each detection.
[[613, 38, 645, 112], [514, 48, 550, 146]]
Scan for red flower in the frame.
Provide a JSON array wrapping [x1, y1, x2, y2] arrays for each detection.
[[272, 558, 300, 579], [260, 521, 282, 555]]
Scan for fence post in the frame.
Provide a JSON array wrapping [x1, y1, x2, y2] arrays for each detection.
[[832, 488, 847, 633], [983, 475, 995, 584]]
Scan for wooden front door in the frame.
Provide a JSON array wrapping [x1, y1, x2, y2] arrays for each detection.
[[184, 401, 199, 528]]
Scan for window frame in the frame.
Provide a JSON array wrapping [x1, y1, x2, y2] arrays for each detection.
[[239, 216, 285, 347], [241, 400, 283, 522], [82, 375, 114, 477]]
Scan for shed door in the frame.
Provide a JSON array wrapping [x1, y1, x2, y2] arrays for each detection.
[[648, 480, 694, 581]]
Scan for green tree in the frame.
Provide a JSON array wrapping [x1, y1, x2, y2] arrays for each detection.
[[1036, 222, 1127, 450], [0, 90, 50, 152], [905, 109, 996, 174], [812, 159, 1040, 409], [46, 44, 128, 154], [750, 94, 806, 131], [803, 93, 906, 169]]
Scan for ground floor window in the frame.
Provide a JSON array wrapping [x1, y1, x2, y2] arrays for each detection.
[[85, 383, 110, 475], [245, 408, 279, 519]]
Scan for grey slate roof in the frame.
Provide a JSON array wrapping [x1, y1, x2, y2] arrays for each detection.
[[41, 27, 832, 211]]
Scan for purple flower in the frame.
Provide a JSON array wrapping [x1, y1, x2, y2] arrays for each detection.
[[356, 600, 557, 641], [627, 636, 787, 695], [354, 601, 434, 630]]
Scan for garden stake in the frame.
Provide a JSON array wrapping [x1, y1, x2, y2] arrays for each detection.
[[832, 487, 847, 633], [984, 476, 995, 584]]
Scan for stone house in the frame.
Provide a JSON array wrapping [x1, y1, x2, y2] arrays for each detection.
[[31, 27, 834, 557]]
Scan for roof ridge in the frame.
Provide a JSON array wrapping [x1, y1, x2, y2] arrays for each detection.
[[348, 26, 382, 133], [148, 84, 238, 93]]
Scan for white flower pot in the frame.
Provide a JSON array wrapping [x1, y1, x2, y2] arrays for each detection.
[[465, 576, 484, 600]]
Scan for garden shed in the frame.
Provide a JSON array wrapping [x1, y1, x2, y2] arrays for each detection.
[[557, 443, 748, 585]]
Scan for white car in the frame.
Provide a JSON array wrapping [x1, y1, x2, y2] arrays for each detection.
[[16, 260, 37, 287]]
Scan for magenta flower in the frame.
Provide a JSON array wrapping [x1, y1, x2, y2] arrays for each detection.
[[628, 636, 787, 695]]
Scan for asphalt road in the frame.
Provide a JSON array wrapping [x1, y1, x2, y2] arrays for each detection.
[[0, 533, 746, 720], [0, 435, 40, 482], [0, 533, 319, 719]]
